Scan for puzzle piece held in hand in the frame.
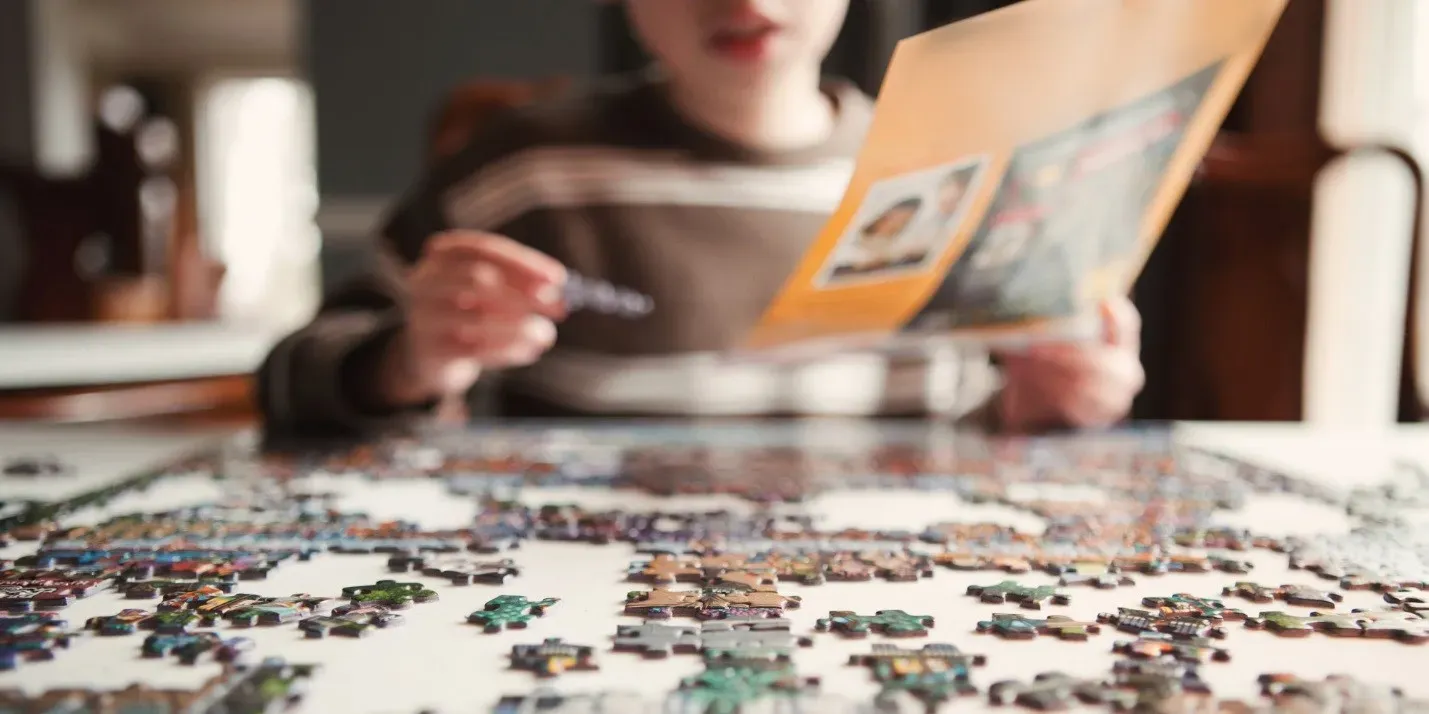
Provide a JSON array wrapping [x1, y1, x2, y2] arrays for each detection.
[[816, 610, 934, 638]]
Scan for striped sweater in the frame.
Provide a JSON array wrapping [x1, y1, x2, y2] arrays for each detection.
[[257, 74, 1003, 438]]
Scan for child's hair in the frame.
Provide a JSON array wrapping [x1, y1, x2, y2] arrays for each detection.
[[862, 197, 922, 237]]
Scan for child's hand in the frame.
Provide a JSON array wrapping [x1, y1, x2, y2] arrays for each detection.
[[995, 296, 1145, 431], [379, 231, 567, 406]]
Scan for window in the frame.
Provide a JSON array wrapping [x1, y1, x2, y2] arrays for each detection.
[[195, 76, 320, 329]]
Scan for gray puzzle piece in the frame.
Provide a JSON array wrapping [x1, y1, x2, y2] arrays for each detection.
[[700, 619, 812, 653], [613, 622, 700, 658], [494, 688, 651, 713]]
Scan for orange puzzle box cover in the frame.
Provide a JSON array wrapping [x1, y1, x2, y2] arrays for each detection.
[[738, 0, 1288, 357]]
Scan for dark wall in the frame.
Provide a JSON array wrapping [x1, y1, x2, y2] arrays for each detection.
[[0, 1, 36, 321], [305, 0, 601, 287], [307, 0, 599, 201]]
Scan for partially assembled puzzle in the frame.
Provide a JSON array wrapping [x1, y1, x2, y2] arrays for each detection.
[[0, 423, 1425, 713]]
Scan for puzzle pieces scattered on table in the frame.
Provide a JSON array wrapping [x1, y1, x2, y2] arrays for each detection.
[[859, 551, 934, 582], [967, 581, 1070, 609], [816, 610, 934, 638], [299, 605, 403, 638], [468, 595, 560, 633], [849, 643, 986, 705], [613, 622, 701, 658], [141, 631, 253, 665], [491, 689, 651, 714], [388, 554, 519, 585], [988, 672, 1137, 710], [1098, 608, 1229, 639], [340, 580, 438, 609], [1110, 657, 1212, 712], [751, 552, 825, 586], [1244, 608, 1429, 643], [1385, 590, 1429, 615], [1058, 573, 1136, 589], [0, 573, 109, 611], [226, 595, 333, 627], [975, 613, 1102, 641], [670, 661, 822, 714], [1141, 594, 1247, 623], [623, 586, 800, 620], [1112, 632, 1231, 663], [1222, 582, 1280, 604], [1256, 673, 1429, 713], [700, 618, 813, 655], [510, 637, 599, 678], [626, 554, 703, 585], [1276, 584, 1343, 609], [84, 608, 149, 636], [0, 613, 70, 671]]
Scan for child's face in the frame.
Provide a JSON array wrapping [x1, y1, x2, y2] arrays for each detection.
[[625, 0, 848, 90]]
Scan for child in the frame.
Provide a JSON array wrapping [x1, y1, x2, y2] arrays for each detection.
[[257, 0, 1144, 439]]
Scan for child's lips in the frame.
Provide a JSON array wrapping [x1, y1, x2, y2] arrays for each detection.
[[708, 25, 780, 61]]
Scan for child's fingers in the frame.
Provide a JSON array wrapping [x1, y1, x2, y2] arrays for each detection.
[[1100, 296, 1141, 347], [415, 264, 566, 320], [426, 231, 567, 289], [454, 314, 557, 354]]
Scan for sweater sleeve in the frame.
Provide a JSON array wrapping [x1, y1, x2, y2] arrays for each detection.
[[255, 177, 452, 442]]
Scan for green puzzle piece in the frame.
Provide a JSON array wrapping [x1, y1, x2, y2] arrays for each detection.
[[878, 670, 979, 707], [977, 613, 1045, 639], [673, 665, 819, 714], [976, 613, 1099, 640], [816, 610, 934, 637], [340, 580, 438, 609], [967, 581, 1069, 609], [466, 595, 560, 633], [1247, 610, 1365, 637], [1247, 608, 1429, 643]]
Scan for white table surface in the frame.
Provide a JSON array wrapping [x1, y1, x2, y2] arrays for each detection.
[[0, 323, 283, 389], [0, 421, 1425, 713]]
